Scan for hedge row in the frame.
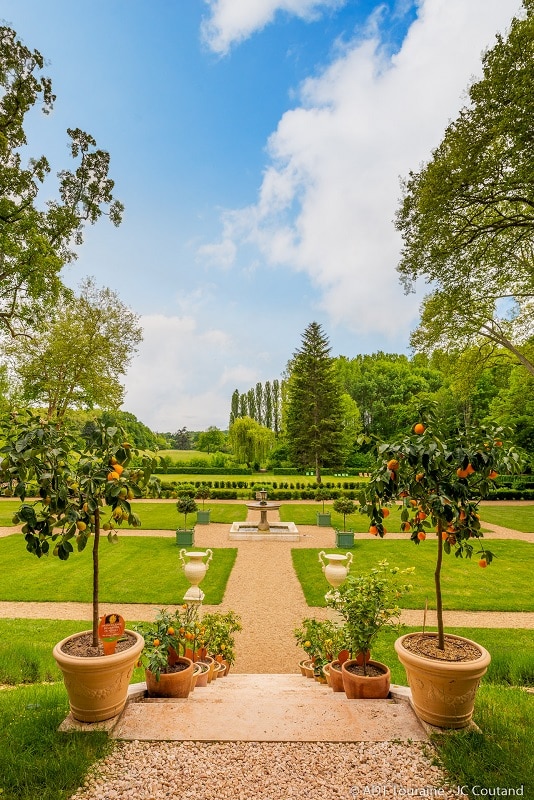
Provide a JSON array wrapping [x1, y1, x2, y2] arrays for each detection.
[[160, 479, 368, 491], [154, 466, 252, 475]]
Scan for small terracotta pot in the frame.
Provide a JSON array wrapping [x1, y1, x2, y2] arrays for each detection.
[[341, 659, 390, 699], [322, 663, 332, 686], [145, 657, 194, 698], [194, 661, 210, 688], [328, 660, 345, 693]]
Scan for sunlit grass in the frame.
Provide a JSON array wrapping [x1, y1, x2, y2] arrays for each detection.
[[292, 540, 534, 610], [0, 535, 236, 604]]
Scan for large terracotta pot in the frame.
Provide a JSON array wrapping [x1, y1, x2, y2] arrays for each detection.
[[53, 629, 144, 723], [145, 656, 194, 698], [341, 659, 391, 699], [395, 632, 491, 729]]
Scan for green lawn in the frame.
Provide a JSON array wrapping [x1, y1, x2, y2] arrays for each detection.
[[0, 535, 236, 604], [0, 499, 247, 529], [279, 502, 381, 530], [478, 504, 534, 532], [292, 540, 534, 610]]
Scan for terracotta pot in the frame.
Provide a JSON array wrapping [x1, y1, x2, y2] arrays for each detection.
[[199, 656, 216, 683], [395, 632, 491, 729], [341, 659, 391, 699], [52, 629, 144, 723], [213, 661, 225, 679], [322, 663, 332, 686], [145, 657, 194, 698], [328, 660, 345, 693], [194, 661, 210, 688]]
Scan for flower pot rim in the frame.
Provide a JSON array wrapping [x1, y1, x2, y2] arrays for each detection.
[[53, 629, 144, 668], [395, 632, 491, 677], [342, 658, 390, 679]]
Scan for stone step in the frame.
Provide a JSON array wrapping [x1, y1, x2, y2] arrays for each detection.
[[108, 674, 427, 742]]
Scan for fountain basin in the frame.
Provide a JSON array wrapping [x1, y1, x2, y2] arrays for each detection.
[[229, 522, 300, 541]]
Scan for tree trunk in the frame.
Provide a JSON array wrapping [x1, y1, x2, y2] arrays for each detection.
[[92, 505, 100, 648], [435, 519, 445, 650], [315, 452, 321, 484]]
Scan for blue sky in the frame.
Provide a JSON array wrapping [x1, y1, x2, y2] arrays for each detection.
[[2, 0, 522, 431]]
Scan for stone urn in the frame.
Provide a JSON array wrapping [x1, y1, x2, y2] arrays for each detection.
[[318, 551, 353, 590], [179, 548, 213, 602]]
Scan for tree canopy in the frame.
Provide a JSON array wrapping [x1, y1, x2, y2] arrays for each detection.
[[0, 26, 123, 338], [396, 1, 534, 373], [4, 278, 141, 418]]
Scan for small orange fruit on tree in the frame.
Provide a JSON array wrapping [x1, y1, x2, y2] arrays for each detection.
[[413, 423, 425, 435]]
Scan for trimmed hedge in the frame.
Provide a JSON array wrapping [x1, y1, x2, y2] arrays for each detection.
[[154, 466, 252, 474]]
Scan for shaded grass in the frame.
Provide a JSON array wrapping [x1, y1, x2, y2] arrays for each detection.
[[291, 540, 534, 610], [0, 535, 236, 604], [0, 682, 111, 800], [280, 502, 379, 530]]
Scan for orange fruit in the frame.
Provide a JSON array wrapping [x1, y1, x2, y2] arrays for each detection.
[[113, 464, 124, 476], [76, 521, 87, 531], [409, 499, 418, 507], [417, 531, 426, 540], [369, 525, 378, 536], [387, 459, 400, 471], [153, 639, 160, 647], [494, 440, 503, 447], [107, 471, 120, 481], [441, 531, 448, 540], [381, 508, 390, 518], [478, 559, 487, 568], [401, 522, 411, 532], [416, 511, 427, 521], [415, 473, 424, 482], [465, 463, 475, 475], [488, 470, 499, 479], [456, 467, 468, 479], [167, 627, 175, 635], [459, 510, 467, 521], [413, 423, 425, 435]]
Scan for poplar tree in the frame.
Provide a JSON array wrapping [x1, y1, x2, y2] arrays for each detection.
[[285, 322, 345, 483]]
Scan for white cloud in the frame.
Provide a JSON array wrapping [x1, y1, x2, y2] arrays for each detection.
[[202, 0, 521, 339], [123, 314, 243, 431], [202, 0, 346, 55]]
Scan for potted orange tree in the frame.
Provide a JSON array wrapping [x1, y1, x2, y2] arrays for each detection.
[[0, 411, 160, 722], [333, 496, 355, 547], [359, 405, 522, 727]]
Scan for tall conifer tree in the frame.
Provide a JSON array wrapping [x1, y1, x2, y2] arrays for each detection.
[[286, 322, 345, 483]]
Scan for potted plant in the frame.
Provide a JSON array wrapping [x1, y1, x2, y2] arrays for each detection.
[[195, 484, 211, 525], [326, 561, 413, 699], [294, 617, 346, 682], [134, 608, 194, 698], [176, 485, 198, 546], [0, 411, 160, 722], [315, 488, 332, 527], [202, 610, 242, 675], [332, 496, 356, 547], [359, 407, 522, 726]]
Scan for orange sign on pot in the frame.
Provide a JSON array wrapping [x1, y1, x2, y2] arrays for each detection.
[[98, 613, 125, 655]]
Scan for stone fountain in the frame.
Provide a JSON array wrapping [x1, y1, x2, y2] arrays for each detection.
[[229, 489, 300, 541]]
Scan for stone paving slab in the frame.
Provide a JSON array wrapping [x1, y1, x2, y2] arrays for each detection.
[[110, 674, 428, 743]]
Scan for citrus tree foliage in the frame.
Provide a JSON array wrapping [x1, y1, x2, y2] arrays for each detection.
[[228, 416, 274, 467], [0, 27, 123, 338], [0, 412, 159, 645], [396, 1, 534, 373], [4, 278, 141, 419], [285, 322, 345, 483], [360, 406, 522, 649]]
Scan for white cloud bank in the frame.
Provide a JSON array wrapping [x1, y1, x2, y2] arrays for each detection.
[[202, 0, 346, 54], [201, 0, 522, 339], [123, 315, 258, 432]]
